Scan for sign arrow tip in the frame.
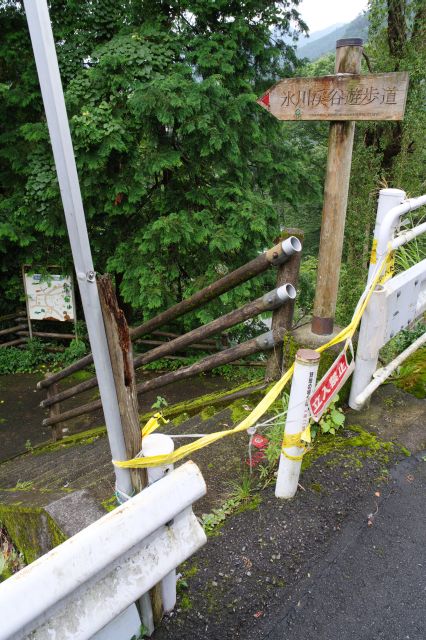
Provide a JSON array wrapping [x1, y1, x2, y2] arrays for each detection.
[[257, 92, 270, 108]]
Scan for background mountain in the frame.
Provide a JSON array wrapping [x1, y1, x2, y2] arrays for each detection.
[[294, 22, 344, 49], [297, 12, 369, 60]]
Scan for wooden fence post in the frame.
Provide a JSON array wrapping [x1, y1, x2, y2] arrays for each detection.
[[265, 228, 304, 381], [97, 275, 162, 629], [46, 380, 63, 442]]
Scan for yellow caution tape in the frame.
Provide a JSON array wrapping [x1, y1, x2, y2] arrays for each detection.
[[141, 412, 169, 438], [281, 450, 305, 462], [281, 424, 311, 448], [379, 251, 394, 284], [370, 239, 377, 264], [281, 424, 311, 461], [114, 364, 294, 469], [113, 253, 391, 470]]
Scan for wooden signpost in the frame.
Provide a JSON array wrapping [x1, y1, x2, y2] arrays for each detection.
[[257, 72, 409, 122], [257, 38, 409, 336]]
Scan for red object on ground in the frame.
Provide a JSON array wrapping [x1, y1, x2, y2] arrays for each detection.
[[252, 434, 269, 449], [244, 433, 269, 467]]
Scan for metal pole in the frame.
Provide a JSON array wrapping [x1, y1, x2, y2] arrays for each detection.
[[352, 331, 426, 409], [367, 188, 406, 284], [23, 0, 132, 496], [311, 39, 363, 335]]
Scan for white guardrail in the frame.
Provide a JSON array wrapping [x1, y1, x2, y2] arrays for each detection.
[[349, 188, 426, 410], [0, 461, 207, 640]]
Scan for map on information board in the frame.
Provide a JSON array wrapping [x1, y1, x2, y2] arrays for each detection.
[[24, 272, 75, 321]]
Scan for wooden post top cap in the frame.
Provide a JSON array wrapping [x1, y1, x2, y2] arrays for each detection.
[[296, 349, 321, 364], [336, 38, 363, 48]]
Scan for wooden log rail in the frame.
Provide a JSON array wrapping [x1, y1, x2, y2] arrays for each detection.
[[265, 228, 304, 380], [152, 330, 218, 346], [135, 339, 217, 351], [0, 324, 27, 337], [0, 311, 26, 323], [0, 312, 28, 347], [37, 237, 301, 390], [42, 328, 286, 428], [40, 284, 296, 410], [17, 330, 75, 340], [0, 338, 27, 349]]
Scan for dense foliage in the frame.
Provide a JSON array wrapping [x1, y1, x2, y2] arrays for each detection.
[[0, 0, 324, 326], [0, 0, 424, 336], [0, 338, 87, 374], [340, 0, 426, 322]]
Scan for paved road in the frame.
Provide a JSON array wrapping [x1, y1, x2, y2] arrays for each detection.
[[262, 452, 426, 640]]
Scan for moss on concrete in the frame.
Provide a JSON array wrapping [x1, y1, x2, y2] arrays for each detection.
[[302, 425, 402, 473], [140, 377, 264, 426], [0, 502, 66, 564], [200, 406, 219, 421], [229, 398, 255, 424], [29, 426, 106, 456], [101, 495, 117, 513], [67, 370, 94, 383], [392, 346, 426, 399]]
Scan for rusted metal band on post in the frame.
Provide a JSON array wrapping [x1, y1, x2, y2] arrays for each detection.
[[311, 316, 334, 336]]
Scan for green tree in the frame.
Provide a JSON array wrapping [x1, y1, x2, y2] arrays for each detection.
[[339, 0, 426, 323], [1, 0, 319, 327]]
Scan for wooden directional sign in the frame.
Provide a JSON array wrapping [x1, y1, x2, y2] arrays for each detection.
[[257, 72, 409, 121]]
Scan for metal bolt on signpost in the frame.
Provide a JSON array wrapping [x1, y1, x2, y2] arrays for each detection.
[[275, 349, 320, 499]]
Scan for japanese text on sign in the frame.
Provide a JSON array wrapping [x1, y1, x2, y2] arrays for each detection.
[[257, 72, 408, 121], [309, 351, 355, 421], [280, 85, 397, 109]]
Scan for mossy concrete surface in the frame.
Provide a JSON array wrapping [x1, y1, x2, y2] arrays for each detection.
[[0, 492, 67, 564], [346, 383, 426, 453], [392, 345, 426, 399]]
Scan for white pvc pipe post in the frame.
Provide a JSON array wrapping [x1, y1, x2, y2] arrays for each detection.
[[142, 434, 177, 613], [275, 349, 320, 499], [23, 0, 133, 497]]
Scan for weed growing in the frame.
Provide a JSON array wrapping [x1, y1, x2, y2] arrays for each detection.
[[0, 338, 87, 375], [0, 525, 25, 582]]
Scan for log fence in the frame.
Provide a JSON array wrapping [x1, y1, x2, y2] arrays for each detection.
[[0, 311, 28, 348], [0, 311, 77, 347], [38, 235, 303, 439]]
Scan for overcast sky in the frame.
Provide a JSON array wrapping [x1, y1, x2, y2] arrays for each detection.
[[298, 0, 369, 33]]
